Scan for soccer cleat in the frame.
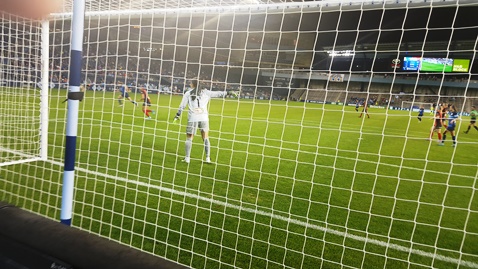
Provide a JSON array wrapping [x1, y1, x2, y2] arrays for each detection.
[[438, 143, 444, 146], [205, 157, 211, 163], [464, 131, 468, 134], [452, 144, 456, 147], [152, 110, 156, 115], [182, 157, 190, 163], [146, 116, 151, 120]]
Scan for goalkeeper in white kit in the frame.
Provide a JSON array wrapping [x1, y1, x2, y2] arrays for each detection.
[[173, 78, 238, 164]]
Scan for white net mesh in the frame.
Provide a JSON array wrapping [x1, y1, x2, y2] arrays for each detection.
[[1, 0, 478, 268], [0, 17, 46, 166]]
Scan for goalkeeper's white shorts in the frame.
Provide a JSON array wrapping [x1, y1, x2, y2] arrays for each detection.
[[186, 120, 209, 134]]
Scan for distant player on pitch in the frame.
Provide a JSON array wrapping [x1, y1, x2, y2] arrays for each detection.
[[139, 87, 154, 119], [429, 104, 444, 141], [417, 106, 424, 122], [439, 105, 459, 147], [358, 101, 370, 118], [117, 83, 138, 107], [172, 78, 238, 164], [464, 105, 478, 134]]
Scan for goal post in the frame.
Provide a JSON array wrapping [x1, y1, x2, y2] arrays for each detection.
[[0, 0, 477, 269], [60, 0, 86, 226], [40, 20, 50, 161], [0, 17, 49, 166], [401, 101, 434, 112]]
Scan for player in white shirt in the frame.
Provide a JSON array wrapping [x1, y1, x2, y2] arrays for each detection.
[[173, 78, 238, 163]]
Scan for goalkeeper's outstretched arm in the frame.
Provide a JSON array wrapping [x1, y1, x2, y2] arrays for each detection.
[[208, 89, 239, 98]]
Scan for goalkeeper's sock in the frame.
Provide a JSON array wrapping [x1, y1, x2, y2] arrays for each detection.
[[185, 137, 192, 159], [438, 133, 442, 140], [204, 138, 210, 159], [452, 136, 456, 145]]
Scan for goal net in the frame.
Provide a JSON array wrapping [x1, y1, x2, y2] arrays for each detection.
[[0, 17, 49, 166], [1, 0, 478, 268], [401, 101, 434, 112]]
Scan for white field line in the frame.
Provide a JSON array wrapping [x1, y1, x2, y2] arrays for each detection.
[[50, 160, 477, 268]]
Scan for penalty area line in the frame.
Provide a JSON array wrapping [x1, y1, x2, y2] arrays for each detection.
[[65, 162, 477, 268]]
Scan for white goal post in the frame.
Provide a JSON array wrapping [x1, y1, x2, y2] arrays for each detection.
[[0, 0, 477, 269], [401, 101, 434, 112], [0, 19, 49, 166]]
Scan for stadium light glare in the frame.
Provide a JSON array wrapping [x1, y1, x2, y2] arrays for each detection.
[[51, 0, 478, 18], [327, 50, 355, 57]]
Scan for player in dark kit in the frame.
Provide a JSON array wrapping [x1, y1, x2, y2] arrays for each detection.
[[139, 87, 154, 119], [355, 101, 360, 112], [464, 105, 478, 134], [429, 104, 443, 141], [117, 83, 138, 107], [440, 105, 459, 147], [358, 102, 370, 118], [417, 106, 424, 122]]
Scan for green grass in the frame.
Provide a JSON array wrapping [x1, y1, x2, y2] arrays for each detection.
[[1, 89, 478, 268]]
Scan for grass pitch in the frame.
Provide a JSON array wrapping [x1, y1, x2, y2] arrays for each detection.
[[1, 89, 477, 268]]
